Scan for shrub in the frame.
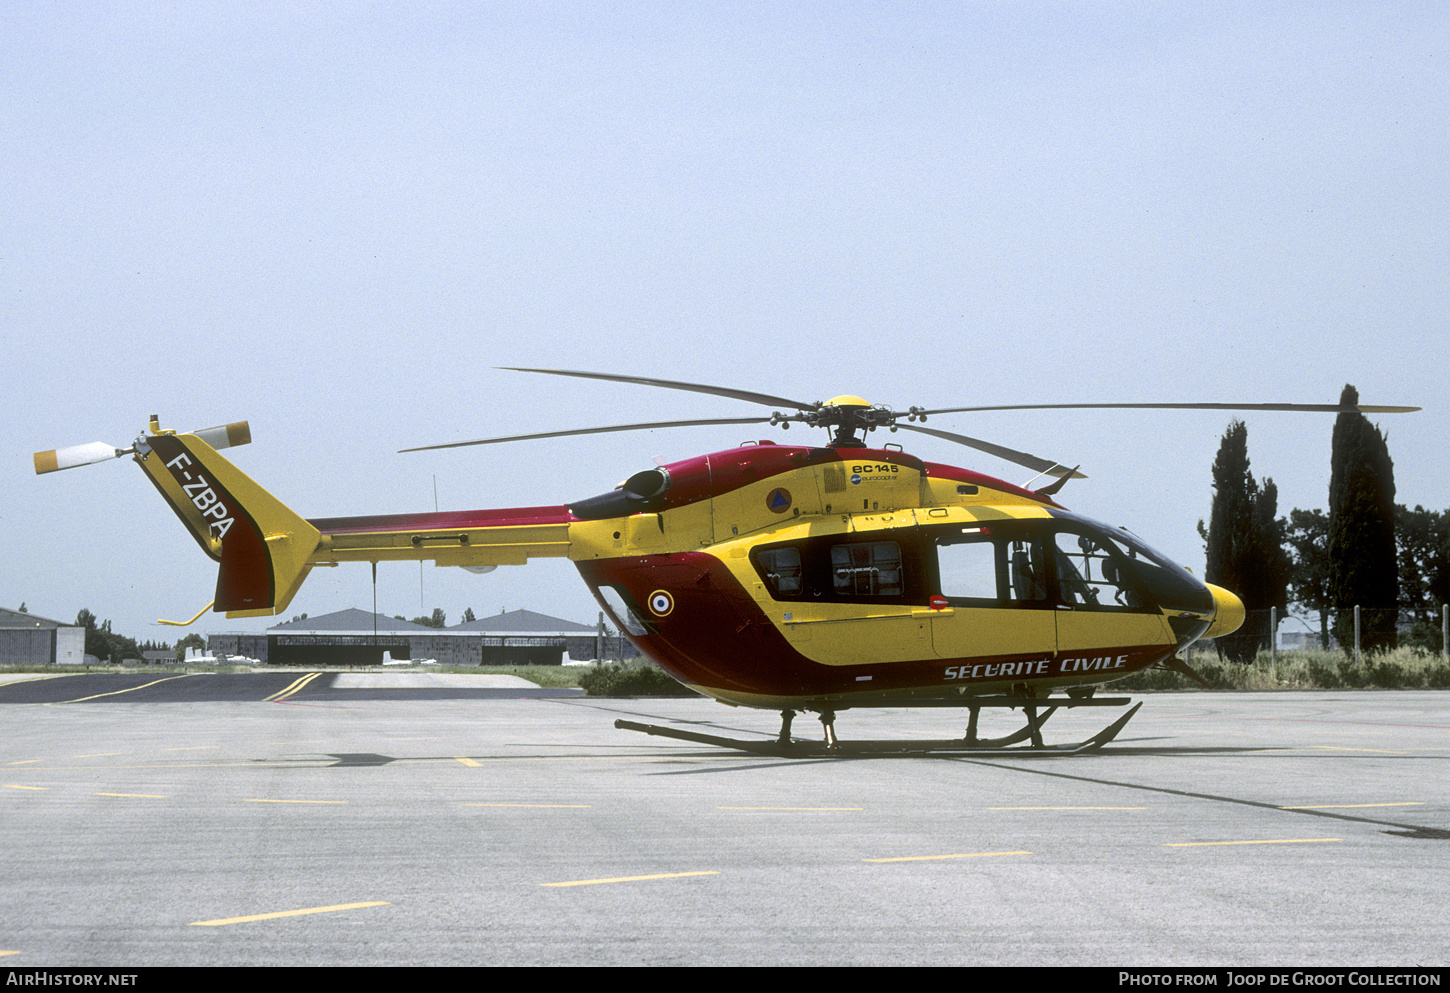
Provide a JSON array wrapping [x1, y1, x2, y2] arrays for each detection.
[[578, 661, 698, 697], [1369, 661, 1413, 689], [1336, 658, 1370, 688]]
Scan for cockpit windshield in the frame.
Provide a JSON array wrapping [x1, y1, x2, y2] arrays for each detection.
[[1049, 510, 1213, 613]]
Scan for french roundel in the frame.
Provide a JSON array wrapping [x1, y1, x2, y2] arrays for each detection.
[[647, 590, 674, 617]]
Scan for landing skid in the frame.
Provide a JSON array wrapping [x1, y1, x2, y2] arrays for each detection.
[[614, 700, 1143, 757]]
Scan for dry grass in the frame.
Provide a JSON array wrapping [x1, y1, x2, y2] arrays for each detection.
[[1120, 645, 1450, 691]]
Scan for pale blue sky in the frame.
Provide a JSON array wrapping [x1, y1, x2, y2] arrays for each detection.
[[5, 2, 1444, 641]]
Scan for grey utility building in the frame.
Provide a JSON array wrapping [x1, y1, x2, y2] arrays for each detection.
[[209, 608, 623, 666], [0, 607, 85, 666]]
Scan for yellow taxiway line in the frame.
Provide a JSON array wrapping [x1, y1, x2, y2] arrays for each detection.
[[53, 675, 194, 704], [95, 793, 169, 798], [263, 672, 324, 702], [540, 871, 719, 888], [190, 901, 389, 926], [0, 674, 83, 687]]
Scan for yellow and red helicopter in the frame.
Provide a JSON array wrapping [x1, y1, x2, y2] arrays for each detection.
[[33, 369, 1419, 755]]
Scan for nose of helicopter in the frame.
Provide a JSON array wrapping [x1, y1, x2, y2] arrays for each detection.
[[1201, 583, 1246, 639]]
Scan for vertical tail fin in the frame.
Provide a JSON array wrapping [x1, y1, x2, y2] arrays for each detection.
[[134, 422, 320, 616]]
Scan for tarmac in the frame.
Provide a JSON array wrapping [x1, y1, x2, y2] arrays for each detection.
[[0, 673, 1445, 967]]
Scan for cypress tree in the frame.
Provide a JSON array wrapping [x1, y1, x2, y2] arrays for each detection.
[[1328, 384, 1398, 653], [1200, 421, 1290, 662]]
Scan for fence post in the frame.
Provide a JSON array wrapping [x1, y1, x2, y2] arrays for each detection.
[[1443, 604, 1448, 664], [1354, 605, 1361, 666], [1269, 606, 1277, 674]]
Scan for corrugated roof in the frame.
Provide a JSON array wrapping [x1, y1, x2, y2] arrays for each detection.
[[266, 607, 596, 636], [0, 607, 74, 629], [268, 608, 431, 635], [450, 608, 596, 634]]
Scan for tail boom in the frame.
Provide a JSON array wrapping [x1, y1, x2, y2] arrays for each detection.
[[309, 508, 573, 567], [133, 426, 574, 619]]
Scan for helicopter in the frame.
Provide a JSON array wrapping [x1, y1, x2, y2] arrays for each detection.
[[33, 369, 1419, 755]]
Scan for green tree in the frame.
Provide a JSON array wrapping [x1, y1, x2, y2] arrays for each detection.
[[1328, 385, 1398, 653], [174, 633, 207, 661], [1199, 421, 1291, 663], [410, 608, 446, 628], [1284, 508, 1332, 648], [1396, 505, 1449, 653], [74, 609, 142, 663]]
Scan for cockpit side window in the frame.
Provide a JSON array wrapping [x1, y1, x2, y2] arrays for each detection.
[[1051, 530, 1143, 610]]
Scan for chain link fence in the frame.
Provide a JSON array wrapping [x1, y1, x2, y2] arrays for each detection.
[[1152, 604, 1450, 691], [1202, 605, 1447, 663]]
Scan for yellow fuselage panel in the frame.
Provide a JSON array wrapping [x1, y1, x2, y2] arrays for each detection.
[[705, 504, 1068, 669], [921, 476, 1054, 508]]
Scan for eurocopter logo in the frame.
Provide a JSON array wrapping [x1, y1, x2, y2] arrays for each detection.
[[850, 474, 862, 485], [765, 488, 792, 514]]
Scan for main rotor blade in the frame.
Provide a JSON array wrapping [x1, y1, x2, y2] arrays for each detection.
[[497, 367, 817, 412], [400, 417, 776, 453], [912, 402, 1421, 416], [894, 423, 1086, 479]]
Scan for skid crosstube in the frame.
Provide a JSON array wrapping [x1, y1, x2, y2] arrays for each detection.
[[614, 698, 1142, 756]]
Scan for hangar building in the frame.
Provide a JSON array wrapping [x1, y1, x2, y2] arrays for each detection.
[[0, 607, 85, 666], [209, 608, 626, 666]]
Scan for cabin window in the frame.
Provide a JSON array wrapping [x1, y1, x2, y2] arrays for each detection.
[[831, 542, 903, 597], [751, 537, 921, 604], [933, 529, 1047, 606], [757, 547, 802, 596], [936, 535, 999, 601]]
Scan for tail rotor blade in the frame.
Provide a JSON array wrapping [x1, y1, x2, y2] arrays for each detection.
[[33, 441, 127, 475], [192, 421, 252, 452], [34, 420, 250, 474]]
